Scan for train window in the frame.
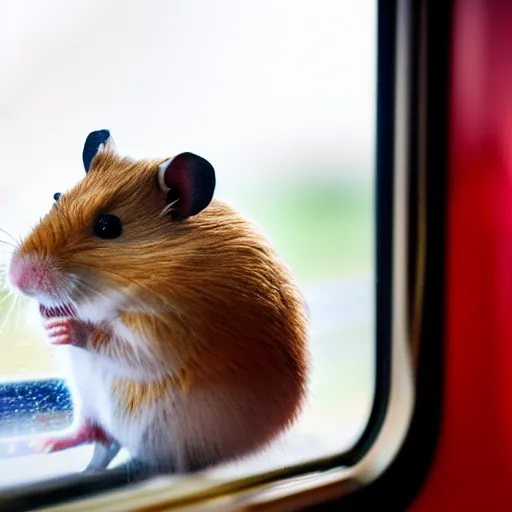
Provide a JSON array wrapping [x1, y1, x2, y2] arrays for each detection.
[[0, 1, 405, 509]]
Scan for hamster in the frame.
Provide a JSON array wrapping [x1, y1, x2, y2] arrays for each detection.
[[8, 130, 309, 474]]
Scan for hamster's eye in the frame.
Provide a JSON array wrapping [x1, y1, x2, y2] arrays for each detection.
[[53, 192, 61, 201], [94, 214, 123, 239]]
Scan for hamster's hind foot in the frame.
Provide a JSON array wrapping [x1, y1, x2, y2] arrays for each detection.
[[31, 419, 112, 454]]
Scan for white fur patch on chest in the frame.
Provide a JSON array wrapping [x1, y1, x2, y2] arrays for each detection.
[[66, 347, 157, 454]]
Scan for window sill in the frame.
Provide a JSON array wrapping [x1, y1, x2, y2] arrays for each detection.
[[0, 427, 361, 511], [0, 445, 131, 490]]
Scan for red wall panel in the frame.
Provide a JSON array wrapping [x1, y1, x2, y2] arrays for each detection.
[[411, 1, 512, 509]]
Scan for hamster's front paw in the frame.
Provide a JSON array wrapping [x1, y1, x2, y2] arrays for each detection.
[[43, 317, 89, 347]]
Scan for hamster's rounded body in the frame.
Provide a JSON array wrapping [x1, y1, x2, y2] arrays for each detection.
[[9, 134, 309, 473]]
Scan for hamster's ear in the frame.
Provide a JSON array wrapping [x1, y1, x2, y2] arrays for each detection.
[[157, 152, 216, 219], [82, 129, 116, 172]]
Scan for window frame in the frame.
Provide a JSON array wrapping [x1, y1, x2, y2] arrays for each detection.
[[0, 0, 450, 509]]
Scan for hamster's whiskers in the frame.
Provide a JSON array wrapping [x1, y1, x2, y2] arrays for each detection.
[[0, 288, 14, 309], [0, 228, 20, 247], [0, 240, 17, 251], [34, 276, 88, 316], [0, 290, 23, 334], [0, 260, 30, 331]]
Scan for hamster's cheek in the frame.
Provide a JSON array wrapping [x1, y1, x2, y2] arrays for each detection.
[[75, 289, 127, 324]]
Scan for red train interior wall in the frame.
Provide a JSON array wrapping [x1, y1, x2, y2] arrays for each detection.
[[410, 0, 512, 509]]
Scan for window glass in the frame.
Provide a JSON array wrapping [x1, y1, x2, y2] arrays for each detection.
[[0, 0, 376, 485]]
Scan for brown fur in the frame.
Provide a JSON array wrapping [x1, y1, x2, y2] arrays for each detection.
[[111, 370, 190, 416], [15, 150, 309, 470]]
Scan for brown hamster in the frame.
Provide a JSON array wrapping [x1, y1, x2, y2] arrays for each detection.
[[8, 130, 309, 474]]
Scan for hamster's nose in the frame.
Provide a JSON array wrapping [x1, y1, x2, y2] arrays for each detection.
[[9, 254, 57, 297]]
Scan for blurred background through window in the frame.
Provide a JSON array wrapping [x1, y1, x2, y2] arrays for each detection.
[[0, 0, 376, 484]]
